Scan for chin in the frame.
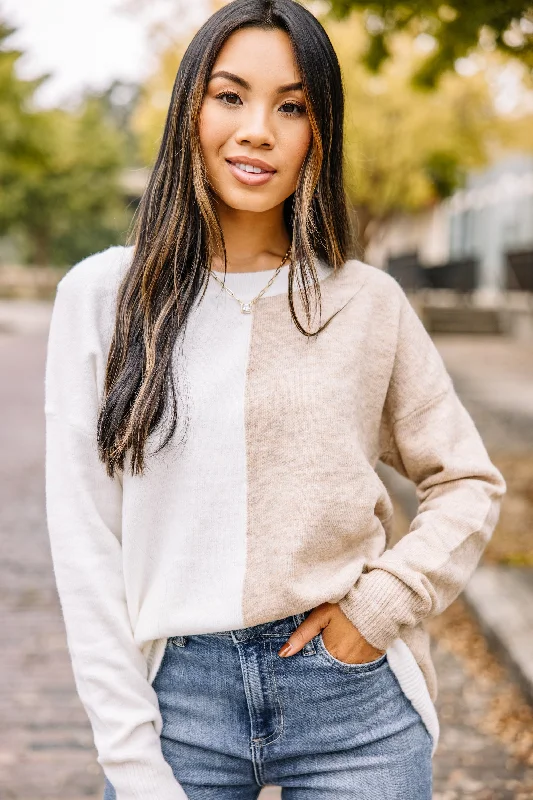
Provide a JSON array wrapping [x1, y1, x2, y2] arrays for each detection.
[[219, 192, 282, 214]]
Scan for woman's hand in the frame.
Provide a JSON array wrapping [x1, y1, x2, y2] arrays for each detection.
[[277, 602, 385, 663]]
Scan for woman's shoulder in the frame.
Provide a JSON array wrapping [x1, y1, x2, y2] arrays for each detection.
[[342, 257, 402, 289], [49, 245, 135, 356], [56, 244, 134, 305], [332, 257, 406, 310]]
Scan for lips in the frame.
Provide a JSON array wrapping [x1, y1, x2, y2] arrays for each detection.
[[225, 158, 277, 187]]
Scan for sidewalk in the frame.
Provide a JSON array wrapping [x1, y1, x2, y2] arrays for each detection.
[[433, 334, 533, 449], [0, 298, 53, 336]]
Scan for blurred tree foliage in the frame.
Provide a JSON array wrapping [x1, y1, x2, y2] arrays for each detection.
[[327, 0, 533, 87], [130, 43, 188, 167], [0, 21, 136, 266], [328, 13, 516, 247]]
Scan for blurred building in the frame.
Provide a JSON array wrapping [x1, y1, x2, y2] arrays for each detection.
[[366, 152, 533, 301]]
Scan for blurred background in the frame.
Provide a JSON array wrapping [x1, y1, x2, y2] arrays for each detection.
[[0, 1, 532, 798]]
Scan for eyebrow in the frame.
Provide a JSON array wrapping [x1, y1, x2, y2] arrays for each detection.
[[208, 70, 303, 94]]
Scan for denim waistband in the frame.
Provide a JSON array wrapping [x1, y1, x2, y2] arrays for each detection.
[[205, 609, 314, 642]]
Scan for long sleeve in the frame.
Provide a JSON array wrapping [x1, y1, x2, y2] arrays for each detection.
[[44, 262, 188, 799], [338, 282, 507, 652]]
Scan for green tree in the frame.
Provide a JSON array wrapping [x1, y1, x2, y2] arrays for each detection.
[[327, 12, 521, 248], [130, 44, 187, 165], [326, 0, 533, 87], [0, 21, 134, 266], [0, 22, 48, 236]]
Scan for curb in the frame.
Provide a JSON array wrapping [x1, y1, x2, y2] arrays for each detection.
[[462, 566, 533, 705]]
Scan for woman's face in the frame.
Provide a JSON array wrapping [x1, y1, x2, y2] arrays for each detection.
[[198, 27, 312, 214]]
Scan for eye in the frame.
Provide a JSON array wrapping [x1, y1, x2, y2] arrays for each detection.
[[215, 91, 242, 106], [279, 101, 306, 117]]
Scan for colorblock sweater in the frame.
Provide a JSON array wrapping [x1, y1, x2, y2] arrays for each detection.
[[44, 245, 506, 800]]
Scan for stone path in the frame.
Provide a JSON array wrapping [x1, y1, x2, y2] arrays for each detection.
[[0, 329, 102, 800], [1, 302, 532, 798]]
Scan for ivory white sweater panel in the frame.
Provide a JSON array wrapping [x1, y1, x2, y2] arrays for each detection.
[[44, 245, 505, 799]]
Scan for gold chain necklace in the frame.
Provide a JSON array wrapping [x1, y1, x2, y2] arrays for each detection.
[[206, 245, 292, 314]]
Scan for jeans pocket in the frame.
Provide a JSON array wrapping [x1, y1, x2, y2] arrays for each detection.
[[316, 631, 388, 672]]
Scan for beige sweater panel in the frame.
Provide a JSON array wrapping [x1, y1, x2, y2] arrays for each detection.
[[242, 258, 506, 701]]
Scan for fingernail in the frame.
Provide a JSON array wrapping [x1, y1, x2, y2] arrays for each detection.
[[278, 642, 292, 657]]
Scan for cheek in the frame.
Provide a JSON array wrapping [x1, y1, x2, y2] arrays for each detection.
[[296, 123, 313, 162], [198, 104, 231, 165], [280, 122, 313, 184]]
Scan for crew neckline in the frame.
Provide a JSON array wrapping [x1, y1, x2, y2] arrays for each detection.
[[207, 259, 336, 300], [210, 263, 290, 278]]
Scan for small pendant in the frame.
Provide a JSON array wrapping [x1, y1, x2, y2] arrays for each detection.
[[240, 302, 253, 314]]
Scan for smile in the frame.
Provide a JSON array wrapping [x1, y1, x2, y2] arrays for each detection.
[[234, 162, 269, 174], [225, 159, 276, 186]]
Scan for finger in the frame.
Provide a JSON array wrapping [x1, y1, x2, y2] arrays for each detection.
[[277, 609, 328, 657]]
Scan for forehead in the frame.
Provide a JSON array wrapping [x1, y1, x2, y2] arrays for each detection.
[[210, 27, 302, 84]]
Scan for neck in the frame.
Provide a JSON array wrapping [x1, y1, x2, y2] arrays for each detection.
[[211, 201, 291, 273]]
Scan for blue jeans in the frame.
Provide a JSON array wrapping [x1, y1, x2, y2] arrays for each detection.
[[103, 609, 433, 798]]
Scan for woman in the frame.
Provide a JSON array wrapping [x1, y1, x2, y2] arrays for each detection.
[[44, 1, 506, 798]]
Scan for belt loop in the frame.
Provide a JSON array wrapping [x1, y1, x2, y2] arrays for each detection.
[[292, 612, 306, 629]]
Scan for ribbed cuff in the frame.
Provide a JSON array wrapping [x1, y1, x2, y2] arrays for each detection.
[[337, 569, 420, 652]]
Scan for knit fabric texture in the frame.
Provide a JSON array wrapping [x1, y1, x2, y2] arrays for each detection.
[[44, 245, 506, 799]]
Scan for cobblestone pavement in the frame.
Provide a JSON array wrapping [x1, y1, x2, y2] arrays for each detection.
[[1, 307, 532, 798]]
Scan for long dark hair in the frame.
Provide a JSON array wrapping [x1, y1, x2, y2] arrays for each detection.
[[98, 0, 354, 478]]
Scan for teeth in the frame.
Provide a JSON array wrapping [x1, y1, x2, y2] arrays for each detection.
[[235, 162, 266, 174]]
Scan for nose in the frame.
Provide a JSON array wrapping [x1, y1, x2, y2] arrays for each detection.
[[234, 102, 274, 149]]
